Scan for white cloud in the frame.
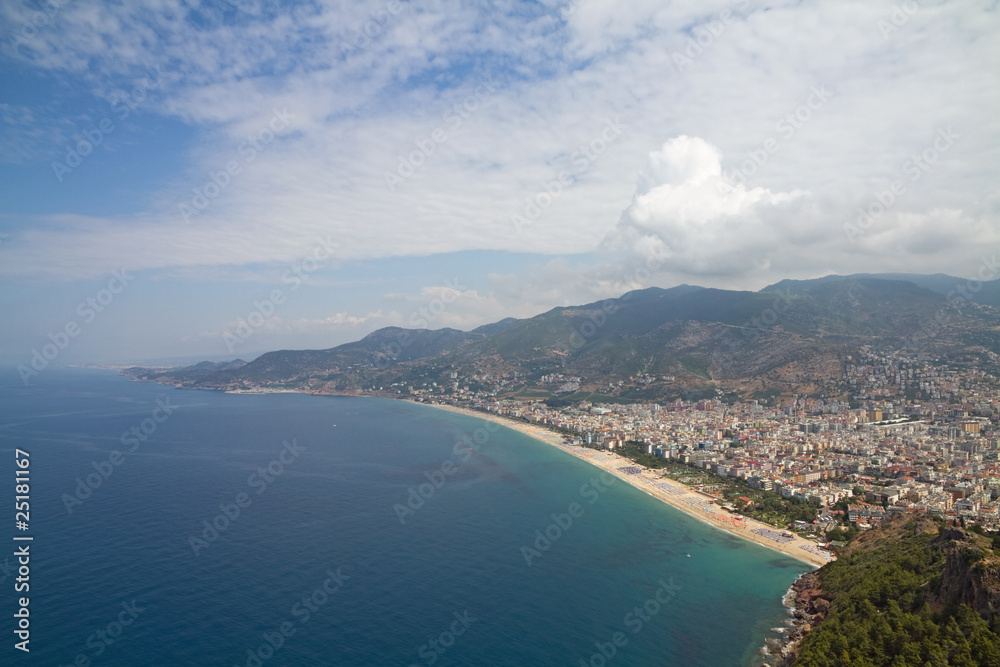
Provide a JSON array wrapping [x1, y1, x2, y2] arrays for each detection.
[[0, 103, 76, 163], [376, 285, 508, 331], [0, 0, 997, 299], [285, 311, 385, 331], [184, 310, 385, 347], [605, 135, 806, 273]]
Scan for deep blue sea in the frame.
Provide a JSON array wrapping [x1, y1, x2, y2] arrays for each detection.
[[0, 368, 808, 666]]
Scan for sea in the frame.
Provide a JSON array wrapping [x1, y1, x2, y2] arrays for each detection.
[[0, 367, 809, 666]]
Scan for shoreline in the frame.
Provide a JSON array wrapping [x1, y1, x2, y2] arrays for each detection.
[[139, 377, 832, 569], [417, 401, 832, 569]]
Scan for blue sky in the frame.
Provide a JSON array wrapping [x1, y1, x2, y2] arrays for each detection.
[[1, 0, 998, 365]]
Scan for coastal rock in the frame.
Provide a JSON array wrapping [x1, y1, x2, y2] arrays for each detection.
[[767, 570, 825, 667], [811, 598, 830, 615]]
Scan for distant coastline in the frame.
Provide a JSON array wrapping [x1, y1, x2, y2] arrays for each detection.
[[412, 400, 831, 569]]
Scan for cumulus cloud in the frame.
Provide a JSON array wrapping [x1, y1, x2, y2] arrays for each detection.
[[605, 136, 806, 274]]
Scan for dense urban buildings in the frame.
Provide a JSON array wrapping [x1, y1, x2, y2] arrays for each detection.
[[411, 345, 1000, 532]]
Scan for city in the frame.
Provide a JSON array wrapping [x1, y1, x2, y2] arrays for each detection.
[[409, 343, 1000, 537]]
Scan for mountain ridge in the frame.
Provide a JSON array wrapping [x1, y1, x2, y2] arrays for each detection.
[[123, 273, 1000, 403]]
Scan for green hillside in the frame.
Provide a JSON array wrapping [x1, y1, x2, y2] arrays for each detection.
[[791, 516, 1000, 667], [123, 275, 1000, 401]]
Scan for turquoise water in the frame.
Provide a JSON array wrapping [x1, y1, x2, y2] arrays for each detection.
[[0, 368, 807, 665]]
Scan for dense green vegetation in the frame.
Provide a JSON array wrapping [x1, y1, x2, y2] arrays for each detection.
[[795, 519, 1000, 666], [824, 525, 859, 543]]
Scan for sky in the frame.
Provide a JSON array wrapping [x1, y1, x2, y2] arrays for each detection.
[[0, 0, 998, 366]]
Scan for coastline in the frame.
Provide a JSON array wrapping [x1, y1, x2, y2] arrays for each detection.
[[417, 401, 832, 569]]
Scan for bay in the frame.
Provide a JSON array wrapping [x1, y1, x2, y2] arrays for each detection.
[[0, 368, 808, 666]]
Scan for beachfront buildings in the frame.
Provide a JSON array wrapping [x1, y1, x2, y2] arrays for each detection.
[[443, 387, 1000, 530], [400, 343, 1000, 531]]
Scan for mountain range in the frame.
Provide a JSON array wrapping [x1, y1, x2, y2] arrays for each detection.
[[123, 273, 1000, 403]]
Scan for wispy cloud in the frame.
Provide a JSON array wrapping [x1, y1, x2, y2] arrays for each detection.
[[0, 0, 997, 359]]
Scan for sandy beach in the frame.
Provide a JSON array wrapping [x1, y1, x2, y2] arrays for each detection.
[[420, 402, 832, 568]]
